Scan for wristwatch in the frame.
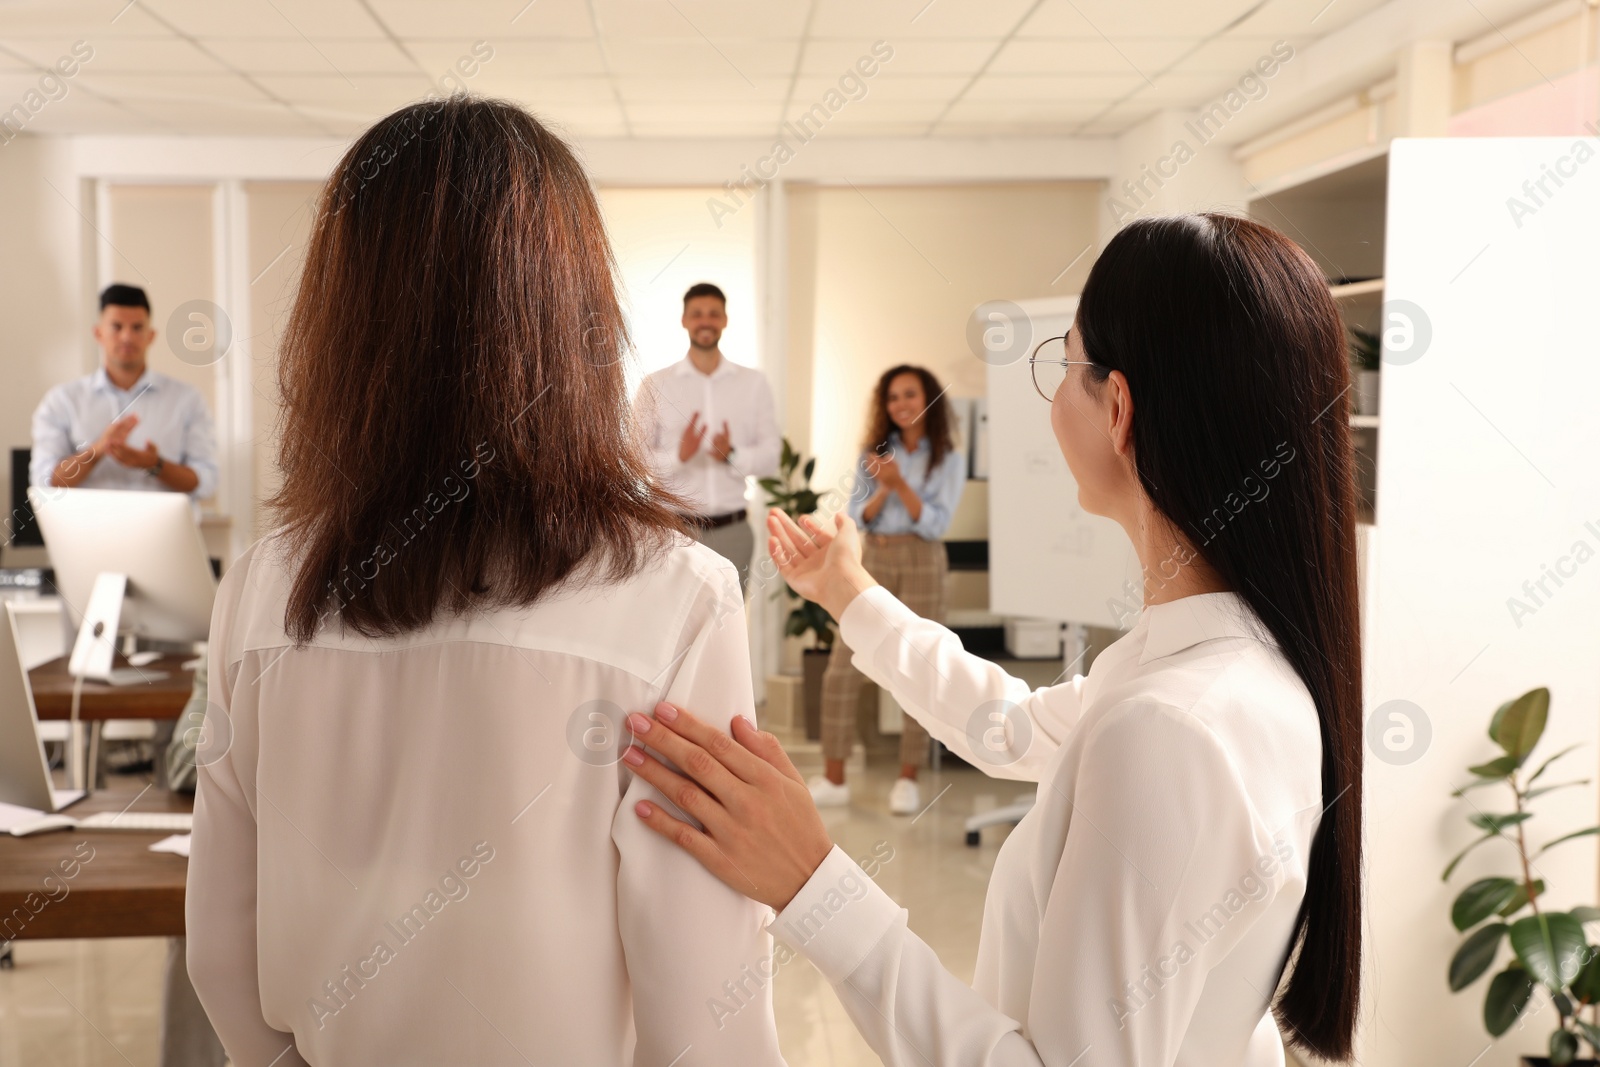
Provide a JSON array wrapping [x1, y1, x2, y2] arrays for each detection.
[[148, 456, 165, 478]]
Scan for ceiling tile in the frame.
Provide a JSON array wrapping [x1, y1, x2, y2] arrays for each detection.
[[809, 0, 1040, 39], [939, 98, 1111, 124], [625, 101, 782, 124], [1163, 35, 1304, 75], [990, 38, 1201, 76], [963, 72, 1144, 101], [461, 75, 613, 103], [592, 0, 813, 38], [2, 36, 224, 74], [0, 0, 174, 40], [1020, 0, 1253, 38], [799, 38, 991, 76], [78, 71, 272, 101], [404, 39, 607, 77], [136, 0, 387, 39], [369, 0, 595, 38], [203, 38, 419, 76], [792, 73, 966, 103], [1227, 0, 1389, 37], [613, 76, 790, 102], [252, 72, 432, 104]]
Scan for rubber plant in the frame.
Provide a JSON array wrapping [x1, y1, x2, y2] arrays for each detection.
[[1444, 687, 1600, 1065], [757, 437, 835, 651]]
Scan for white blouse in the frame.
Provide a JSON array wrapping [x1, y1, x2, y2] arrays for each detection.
[[771, 587, 1324, 1066], [188, 535, 786, 1067]]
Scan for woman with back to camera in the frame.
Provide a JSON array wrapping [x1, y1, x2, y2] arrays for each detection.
[[809, 364, 965, 815], [620, 214, 1364, 1065], [185, 97, 785, 1067]]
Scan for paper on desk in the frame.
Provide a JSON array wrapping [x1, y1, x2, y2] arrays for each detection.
[[0, 800, 47, 832], [149, 833, 191, 857]]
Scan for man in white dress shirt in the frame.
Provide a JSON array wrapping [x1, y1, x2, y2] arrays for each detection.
[[30, 283, 218, 500], [634, 283, 779, 593]]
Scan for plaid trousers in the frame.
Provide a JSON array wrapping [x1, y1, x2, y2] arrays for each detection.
[[820, 534, 948, 766]]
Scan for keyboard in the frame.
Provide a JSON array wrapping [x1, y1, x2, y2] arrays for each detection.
[[74, 811, 193, 833]]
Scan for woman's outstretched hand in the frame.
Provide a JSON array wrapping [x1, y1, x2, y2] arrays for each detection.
[[765, 508, 877, 622], [627, 702, 833, 912]]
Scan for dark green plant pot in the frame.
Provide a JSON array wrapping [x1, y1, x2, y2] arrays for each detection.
[[1522, 1059, 1600, 1066], [802, 648, 829, 742]]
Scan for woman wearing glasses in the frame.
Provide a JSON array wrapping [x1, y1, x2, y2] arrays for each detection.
[[808, 364, 965, 816], [622, 214, 1364, 1065]]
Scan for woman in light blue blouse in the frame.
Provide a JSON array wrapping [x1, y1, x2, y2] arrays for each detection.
[[808, 364, 966, 815]]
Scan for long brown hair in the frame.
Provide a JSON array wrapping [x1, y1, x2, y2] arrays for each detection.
[[1077, 213, 1362, 1059], [862, 364, 955, 472], [271, 96, 686, 644]]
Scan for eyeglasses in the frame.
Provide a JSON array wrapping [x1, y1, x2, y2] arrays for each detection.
[[1027, 331, 1097, 401]]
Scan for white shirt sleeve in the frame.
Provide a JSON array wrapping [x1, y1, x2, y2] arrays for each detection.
[[770, 702, 1283, 1067], [188, 544, 314, 1067], [611, 560, 788, 1065], [838, 586, 1085, 782], [30, 386, 74, 488], [179, 389, 219, 500]]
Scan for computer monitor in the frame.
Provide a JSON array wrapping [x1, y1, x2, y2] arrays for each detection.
[[9, 448, 44, 548], [0, 601, 80, 812], [27, 487, 217, 645]]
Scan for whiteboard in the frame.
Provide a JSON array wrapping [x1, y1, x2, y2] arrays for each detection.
[[983, 296, 1141, 629]]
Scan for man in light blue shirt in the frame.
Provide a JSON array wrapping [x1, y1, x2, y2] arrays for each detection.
[[31, 283, 217, 499]]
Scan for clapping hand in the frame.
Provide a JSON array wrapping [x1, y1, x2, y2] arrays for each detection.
[[108, 439, 160, 470], [709, 421, 734, 463], [678, 412, 708, 462], [867, 450, 903, 488]]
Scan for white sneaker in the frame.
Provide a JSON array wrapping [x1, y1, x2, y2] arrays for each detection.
[[808, 775, 851, 807], [888, 777, 921, 816]]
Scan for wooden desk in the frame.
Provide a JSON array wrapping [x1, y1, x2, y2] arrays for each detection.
[[0, 785, 191, 939], [29, 654, 195, 721]]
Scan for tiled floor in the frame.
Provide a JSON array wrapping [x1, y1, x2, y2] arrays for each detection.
[[0, 741, 1018, 1067]]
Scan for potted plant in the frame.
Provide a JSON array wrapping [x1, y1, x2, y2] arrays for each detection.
[[758, 438, 836, 741], [1444, 687, 1600, 1066], [1349, 327, 1381, 417]]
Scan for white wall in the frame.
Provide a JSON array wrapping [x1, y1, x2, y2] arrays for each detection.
[[0, 135, 88, 566]]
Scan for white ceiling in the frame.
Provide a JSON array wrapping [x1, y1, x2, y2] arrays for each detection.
[[0, 0, 1396, 141]]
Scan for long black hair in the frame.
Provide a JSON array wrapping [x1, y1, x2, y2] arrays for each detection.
[[1077, 213, 1362, 1060]]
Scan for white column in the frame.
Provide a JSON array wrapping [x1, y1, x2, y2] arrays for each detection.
[[213, 180, 254, 563], [751, 178, 790, 702]]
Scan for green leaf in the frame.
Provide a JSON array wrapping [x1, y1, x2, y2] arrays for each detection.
[[1526, 780, 1592, 801], [1531, 743, 1585, 784], [1492, 687, 1550, 758], [1443, 832, 1499, 882], [1538, 827, 1600, 858], [1552, 1028, 1579, 1066], [802, 457, 815, 482], [1497, 880, 1545, 918], [1469, 812, 1533, 833], [1467, 754, 1522, 779], [1450, 923, 1507, 990], [1510, 912, 1588, 989], [1572, 907, 1600, 924], [1579, 1020, 1600, 1053], [1573, 951, 1600, 1004], [1485, 965, 1536, 1036], [1556, 992, 1576, 1017], [1489, 698, 1515, 746], [1454, 878, 1521, 931]]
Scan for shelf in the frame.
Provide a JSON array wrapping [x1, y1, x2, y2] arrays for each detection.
[[1330, 278, 1384, 300], [1349, 414, 1380, 428]]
